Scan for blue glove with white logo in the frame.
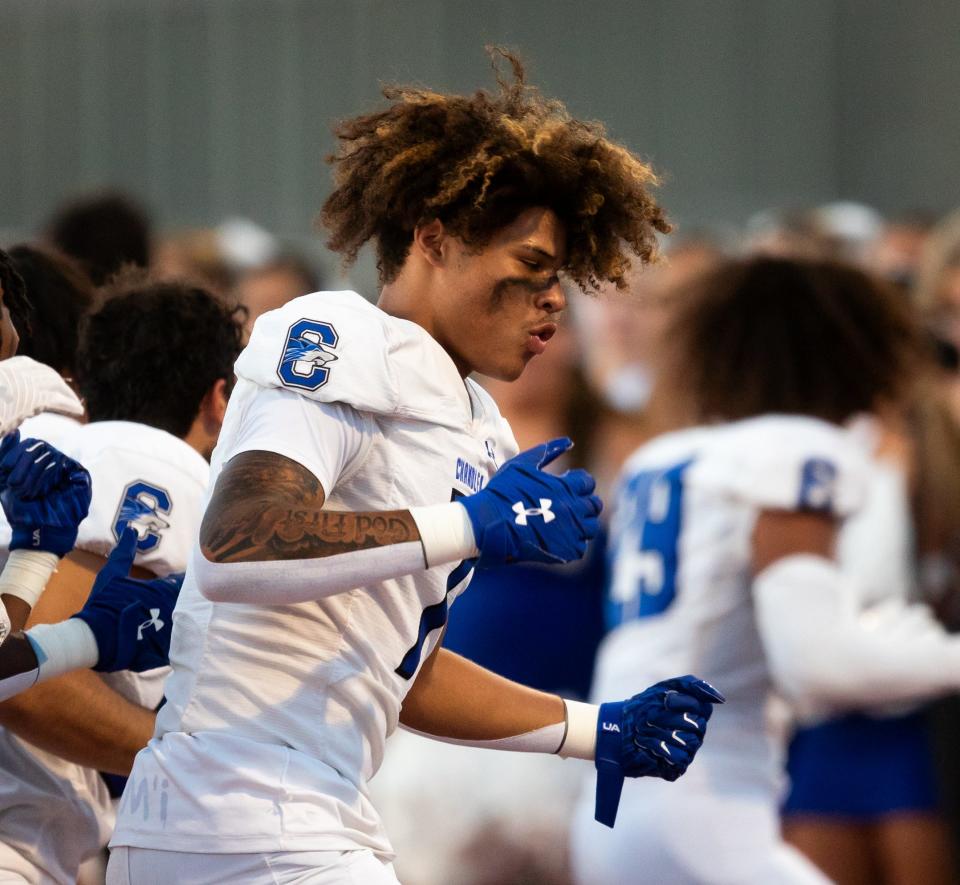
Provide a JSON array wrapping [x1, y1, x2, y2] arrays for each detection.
[[72, 528, 183, 673], [594, 675, 725, 827], [460, 437, 602, 568], [0, 433, 92, 557]]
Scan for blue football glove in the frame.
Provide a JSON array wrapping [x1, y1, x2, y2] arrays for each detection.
[[72, 528, 183, 673], [459, 437, 602, 568], [0, 436, 92, 557], [594, 675, 725, 827]]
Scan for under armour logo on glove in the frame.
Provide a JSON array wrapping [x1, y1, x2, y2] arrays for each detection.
[[137, 608, 165, 641], [512, 499, 555, 525], [459, 438, 603, 568], [72, 528, 184, 673]]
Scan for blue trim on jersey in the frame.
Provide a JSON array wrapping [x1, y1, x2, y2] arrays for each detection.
[[395, 489, 476, 680], [395, 557, 475, 679], [783, 711, 940, 817], [605, 459, 693, 628]]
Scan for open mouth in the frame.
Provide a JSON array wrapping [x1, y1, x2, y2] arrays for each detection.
[[526, 322, 557, 355]]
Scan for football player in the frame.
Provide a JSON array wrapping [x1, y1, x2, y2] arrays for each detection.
[[0, 275, 244, 884], [570, 257, 960, 884], [107, 50, 722, 885]]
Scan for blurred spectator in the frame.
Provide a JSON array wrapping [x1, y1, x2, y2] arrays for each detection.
[[809, 201, 884, 266], [45, 191, 151, 286], [574, 237, 722, 497], [153, 228, 236, 297], [915, 210, 960, 354], [7, 245, 95, 383], [913, 211, 960, 443], [234, 253, 322, 336], [743, 207, 831, 260], [868, 212, 936, 291]]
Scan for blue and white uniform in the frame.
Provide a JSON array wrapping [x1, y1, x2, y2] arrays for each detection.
[[0, 421, 208, 885], [570, 415, 871, 885], [108, 291, 517, 882]]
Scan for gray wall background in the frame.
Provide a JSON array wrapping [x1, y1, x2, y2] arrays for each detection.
[[2, 0, 958, 265]]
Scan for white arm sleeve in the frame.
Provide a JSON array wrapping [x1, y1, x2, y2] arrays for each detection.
[[197, 389, 476, 604], [401, 698, 598, 759], [754, 554, 960, 711], [196, 541, 428, 604]]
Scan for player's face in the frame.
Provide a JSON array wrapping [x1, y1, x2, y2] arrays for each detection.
[[435, 207, 567, 381], [0, 283, 19, 360]]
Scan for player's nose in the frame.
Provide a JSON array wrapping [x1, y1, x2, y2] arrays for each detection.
[[536, 279, 566, 315]]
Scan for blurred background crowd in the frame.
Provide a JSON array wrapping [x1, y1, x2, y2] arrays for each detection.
[[5, 1, 960, 883]]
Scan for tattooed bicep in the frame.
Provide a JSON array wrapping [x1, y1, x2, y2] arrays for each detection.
[[199, 451, 327, 561]]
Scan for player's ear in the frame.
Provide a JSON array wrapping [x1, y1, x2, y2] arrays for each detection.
[[208, 378, 229, 428], [199, 378, 229, 435], [411, 218, 448, 269]]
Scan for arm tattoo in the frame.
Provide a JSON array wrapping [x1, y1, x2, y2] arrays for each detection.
[[200, 451, 420, 563]]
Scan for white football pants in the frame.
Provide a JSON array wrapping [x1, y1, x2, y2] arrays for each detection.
[[106, 847, 399, 885]]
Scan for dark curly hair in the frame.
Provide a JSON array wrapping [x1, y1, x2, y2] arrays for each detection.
[[0, 247, 31, 348], [77, 272, 246, 437], [666, 256, 919, 425], [8, 245, 95, 377], [321, 49, 670, 290]]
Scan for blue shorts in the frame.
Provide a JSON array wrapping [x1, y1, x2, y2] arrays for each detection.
[[783, 710, 940, 818]]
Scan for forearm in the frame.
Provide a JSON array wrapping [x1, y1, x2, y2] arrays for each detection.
[[0, 670, 154, 774], [198, 452, 481, 604], [400, 648, 597, 759], [0, 551, 61, 636], [755, 555, 960, 710]]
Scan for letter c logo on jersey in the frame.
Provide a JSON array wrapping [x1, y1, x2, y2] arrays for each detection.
[[113, 481, 172, 553], [277, 318, 339, 391]]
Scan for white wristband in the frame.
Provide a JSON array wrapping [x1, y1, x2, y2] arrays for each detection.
[[0, 599, 10, 647], [0, 550, 59, 609], [26, 619, 99, 680], [557, 699, 599, 760], [409, 502, 479, 568]]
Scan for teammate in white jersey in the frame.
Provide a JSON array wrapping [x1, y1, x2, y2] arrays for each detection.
[[571, 256, 960, 884], [108, 51, 723, 885], [0, 276, 244, 884]]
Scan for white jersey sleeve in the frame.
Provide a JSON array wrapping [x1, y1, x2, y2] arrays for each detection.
[[227, 385, 373, 494], [687, 415, 871, 518]]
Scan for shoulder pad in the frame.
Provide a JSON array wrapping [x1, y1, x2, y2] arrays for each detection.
[[235, 291, 471, 425], [66, 422, 209, 575], [687, 415, 871, 517]]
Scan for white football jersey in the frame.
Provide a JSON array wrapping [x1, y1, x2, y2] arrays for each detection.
[[0, 421, 208, 884], [111, 291, 518, 857], [591, 415, 871, 797]]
